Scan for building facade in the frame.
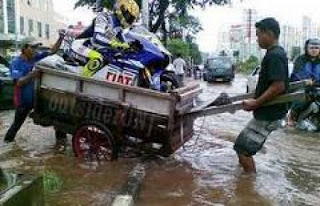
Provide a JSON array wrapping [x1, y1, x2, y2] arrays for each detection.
[[0, 0, 67, 55]]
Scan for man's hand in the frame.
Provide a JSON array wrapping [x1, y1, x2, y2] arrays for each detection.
[[16, 69, 40, 87], [31, 69, 40, 79], [243, 99, 259, 111], [58, 29, 66, 39], [306, 79, 314, 86]]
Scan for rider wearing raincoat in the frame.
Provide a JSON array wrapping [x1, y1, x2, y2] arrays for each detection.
[[288, 38, 320, 125]]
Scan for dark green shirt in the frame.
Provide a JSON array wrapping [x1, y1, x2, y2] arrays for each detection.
[[254, 45, 289, 121]]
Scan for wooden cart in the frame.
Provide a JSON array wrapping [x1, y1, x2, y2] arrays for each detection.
[[31, 66, 202, 160]]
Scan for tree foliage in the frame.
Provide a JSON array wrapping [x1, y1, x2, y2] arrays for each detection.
[[238, 55, 260, 73], [189, 42, 202, 64], [169, 14, 202, 36], [74, 0, 228, 32], [167, 39, 190, 58], [167, 39, 202, 64]]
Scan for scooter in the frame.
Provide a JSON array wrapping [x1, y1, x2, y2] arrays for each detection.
[[295, 84, 320, 131]]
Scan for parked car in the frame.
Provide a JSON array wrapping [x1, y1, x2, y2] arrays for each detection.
[[203, 56, 235, 82], [0, 64, 14, 110], [0, 64, 10, 77], [246, 62, 293, 93]]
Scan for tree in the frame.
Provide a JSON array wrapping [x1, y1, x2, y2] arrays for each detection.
[[74, 0, 229, 33], [238, 55, 260, 73], [167, 39, 202, 65], [189, 42, 202, 64], [169, 14, 203, 37], [167, 39, 190, 58]]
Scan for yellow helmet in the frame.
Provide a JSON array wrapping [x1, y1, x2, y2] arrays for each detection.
[[115, 0, 140, 28]]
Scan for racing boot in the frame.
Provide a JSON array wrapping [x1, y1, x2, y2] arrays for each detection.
[[82, 50, 104, 77]]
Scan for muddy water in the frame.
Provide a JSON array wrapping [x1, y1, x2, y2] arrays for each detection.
[[0, 111, 140, 206], [0, 74, 319, 206], [137, 75, 320, 206]]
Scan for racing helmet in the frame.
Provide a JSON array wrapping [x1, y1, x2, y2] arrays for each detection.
[[114, 0, 140, 28]]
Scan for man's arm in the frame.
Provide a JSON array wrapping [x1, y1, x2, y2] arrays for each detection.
[[16, 70, 39, 87], [256, 81, 285, 105], [33, 32, 65, 62], [243, 81, 285, 111], [10, 61, 39, 87], [50, 33, 65, 54]]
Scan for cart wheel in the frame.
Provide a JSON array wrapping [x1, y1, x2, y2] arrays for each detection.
[[72, 122, 117, 161]]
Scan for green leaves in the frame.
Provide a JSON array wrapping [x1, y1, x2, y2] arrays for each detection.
[[74, 0, 228, 33], [43, 170, 63, 194], [167, 39, 202, 64], [74, 0, 116, 9]]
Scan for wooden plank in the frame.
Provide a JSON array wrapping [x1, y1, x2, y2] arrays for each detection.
[[82, 81, 121, 102], [125, 92, 172, 116], [175, 101, 194, 114], [37, 67, 183, 115], [197, 79, 312, 110], [173, 82, 200, 94], [37, 66, 175, 101], [187, 91, 307, 119], [41, 72, 77, 92], [177, 87, 202, 103], [288, 80, 313, 91]]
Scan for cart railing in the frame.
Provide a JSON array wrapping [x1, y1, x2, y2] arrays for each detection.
[[35, 65, 201, 117]]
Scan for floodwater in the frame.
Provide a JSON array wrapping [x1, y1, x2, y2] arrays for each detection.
[[0, 74, 319, 206]]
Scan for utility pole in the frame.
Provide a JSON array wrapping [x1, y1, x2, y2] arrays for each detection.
[[142, 0, 149, 29]]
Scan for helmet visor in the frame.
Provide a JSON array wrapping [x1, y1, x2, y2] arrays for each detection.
[[121, 6, 135, 25]]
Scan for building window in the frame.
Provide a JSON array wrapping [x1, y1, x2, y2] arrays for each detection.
[[20, 16, 24, 34], [0, 0, 4, 33], [28, 19, 33, 36], [45, 24, 49, 39], [37, 21, 42, 37], [7, 0, 16, 34]]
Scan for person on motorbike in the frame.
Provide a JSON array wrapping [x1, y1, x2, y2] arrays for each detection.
[[287, 38, 320, 126], [70, 0, 140, 77]]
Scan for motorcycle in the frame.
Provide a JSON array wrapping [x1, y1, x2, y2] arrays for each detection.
[[293, 84, 320, 131], [40, 25, 181, 93]]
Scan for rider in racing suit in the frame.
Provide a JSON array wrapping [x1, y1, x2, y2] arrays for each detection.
[[70, 0, 140, 77]]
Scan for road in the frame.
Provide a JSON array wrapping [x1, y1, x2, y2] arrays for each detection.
[[0, 74, 319, 206]]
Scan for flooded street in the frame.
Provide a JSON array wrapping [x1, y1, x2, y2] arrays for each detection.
[[1, 74, 319, 206]]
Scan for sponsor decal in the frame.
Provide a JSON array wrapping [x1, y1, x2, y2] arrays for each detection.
[[105, 67, 137, 85]]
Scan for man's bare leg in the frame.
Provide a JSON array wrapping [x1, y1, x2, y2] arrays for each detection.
[[238, 154, 256, 173]]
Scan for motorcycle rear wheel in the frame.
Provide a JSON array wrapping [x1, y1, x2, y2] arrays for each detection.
[[160, 72, 182, 92]]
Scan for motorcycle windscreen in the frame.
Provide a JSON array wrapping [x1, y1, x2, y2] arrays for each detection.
[[124, 32, 165, 66]]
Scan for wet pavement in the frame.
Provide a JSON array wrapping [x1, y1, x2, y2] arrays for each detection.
[[0, 74, 319, 206]]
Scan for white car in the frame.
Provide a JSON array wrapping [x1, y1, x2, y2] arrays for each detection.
[[246, 62, 293, 93]]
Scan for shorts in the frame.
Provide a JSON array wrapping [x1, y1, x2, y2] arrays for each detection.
[[234, 118, 281, 156]]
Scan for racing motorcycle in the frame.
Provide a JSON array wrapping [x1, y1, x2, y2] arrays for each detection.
[[40, 25, 181, 93]]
